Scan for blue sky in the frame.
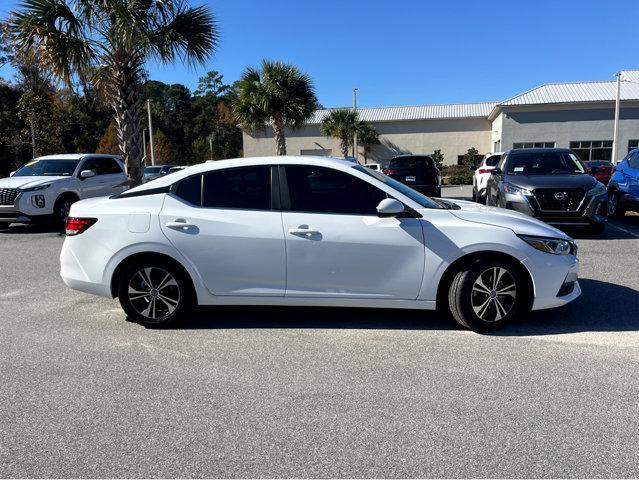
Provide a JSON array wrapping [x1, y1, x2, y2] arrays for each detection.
[[1, 0, 638, 107]]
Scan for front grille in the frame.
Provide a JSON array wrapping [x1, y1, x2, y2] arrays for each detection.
[[533, 188, 585, 211], [0, 188, 19, 206]]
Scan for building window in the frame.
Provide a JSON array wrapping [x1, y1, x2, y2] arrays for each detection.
[[628, 140, 639, 153], [300, 148, 332, 156], [513, 142, 555, 149], [569, 141, 613, 161], [493, 140, 501, 152]]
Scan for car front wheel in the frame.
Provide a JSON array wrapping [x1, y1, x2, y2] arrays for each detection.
[[448, 259, 529, 332], [608, 191, 626, 218], [118, 260, 192, 327]]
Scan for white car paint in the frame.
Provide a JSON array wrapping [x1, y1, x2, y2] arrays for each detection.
[[473, 152, 503, 201], [0, 154, 127, 225], [60, 156, 580, 318]]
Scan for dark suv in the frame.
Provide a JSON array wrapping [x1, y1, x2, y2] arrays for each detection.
[[485, 148, 608, 233], [382, 155, 441, 197]]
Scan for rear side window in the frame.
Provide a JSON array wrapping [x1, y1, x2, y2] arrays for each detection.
[[285, 165, 387, 215], [82, 157, 123, 175], [175, 174, 202, 205], [203, 166, 271, 210], [485, 155, 501, 167], [389, 157, 434, 169]]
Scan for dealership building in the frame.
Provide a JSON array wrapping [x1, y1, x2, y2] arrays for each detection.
[[242, 70, 639, 166]]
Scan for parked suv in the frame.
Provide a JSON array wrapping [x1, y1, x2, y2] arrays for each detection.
[[485, 148, 608, 234], [0, 154, 126, 228], [382, 155, 441, 196], [607, 148, 639, 217], [472, 152, 503, 203]]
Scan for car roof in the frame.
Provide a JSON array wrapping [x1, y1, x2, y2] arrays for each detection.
[[507, 148, 572, 154], [127, 156, 364, 193], [34, 153, 122, 160], [390, 154, 433, 159]]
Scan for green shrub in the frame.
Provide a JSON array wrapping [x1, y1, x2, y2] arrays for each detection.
[[442, 165, 474, 185]]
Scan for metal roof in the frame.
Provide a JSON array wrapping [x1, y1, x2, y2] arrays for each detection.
[[307, 102, 497, 124], [498, 70, 639, 106]]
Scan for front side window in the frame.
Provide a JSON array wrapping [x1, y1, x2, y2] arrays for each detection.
[[14, 159, 80, 177], [285, 165, 387, 215], [506, 151, 586, 175], [203, 166, 271, 210]]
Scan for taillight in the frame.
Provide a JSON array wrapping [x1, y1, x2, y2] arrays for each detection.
[[478, 168, 492, 174], [65, 217, 97, 236], [383, 168, 399, 175]]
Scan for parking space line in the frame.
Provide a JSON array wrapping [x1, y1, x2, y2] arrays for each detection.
[[607, 221, 639, 239]]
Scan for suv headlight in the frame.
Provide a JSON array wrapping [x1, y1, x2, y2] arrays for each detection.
[[503, 182, 532, 196], [20, 184, 51, 192], [518, 235, 577, 255], [587, 182, 606, 196]]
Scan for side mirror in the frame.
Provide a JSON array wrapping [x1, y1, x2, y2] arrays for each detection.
[[491, 167, 502, 176], [9, 171, 15, 177], [79, 169, 95, 179], [376, 198, 405, 217]]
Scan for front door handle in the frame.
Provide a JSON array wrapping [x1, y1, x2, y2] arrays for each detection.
[[288, 225, 320, 236], [165, 219, 196, 231]]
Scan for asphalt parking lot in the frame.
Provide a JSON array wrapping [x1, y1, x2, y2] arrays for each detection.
[[1, 185, 638, 478]]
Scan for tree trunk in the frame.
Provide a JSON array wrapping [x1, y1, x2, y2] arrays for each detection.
[[111, 78, 144, 187], [340, 135, 349, 158], [273, 116, 287, 155]]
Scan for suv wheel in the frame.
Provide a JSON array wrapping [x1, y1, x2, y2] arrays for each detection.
[[118, 260, 192, 327], [472, 187, 477, 202], [54, 196, 77, 226], [608, 191, 626, 218], [448, 259, 529, 332]]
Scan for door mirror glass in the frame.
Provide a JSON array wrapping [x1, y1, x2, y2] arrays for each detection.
[[9, 171, 15, 177], [80, 169, 96, 179], [376, 198, 405, 217], [491, 167, 502, 176]]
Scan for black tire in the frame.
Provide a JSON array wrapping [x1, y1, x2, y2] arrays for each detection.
[[54, 195, 78, 226], [0, 222, 9, 230], [117, 259, 193, 328], [607, 190, 625, 218], [447, 259, 530, 333], [472, 188, 477, 202]]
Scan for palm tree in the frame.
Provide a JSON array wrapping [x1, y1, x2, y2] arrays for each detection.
[[320, 109, 358, 158], [356, 121, 380, 163], [10, 0, 218, 186], [234, 60, 317, 156]]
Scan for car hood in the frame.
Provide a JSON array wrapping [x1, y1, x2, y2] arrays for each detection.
[[441, 199, 571, 239], [504, 174, 597, 190], [0, 175, 68, 190]]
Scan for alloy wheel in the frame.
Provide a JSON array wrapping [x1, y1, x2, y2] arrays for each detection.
[[59, 200, 73, 223], [608, 193, 617, 216], [127, 267, 181, 320], [471, 267, 517, 322]]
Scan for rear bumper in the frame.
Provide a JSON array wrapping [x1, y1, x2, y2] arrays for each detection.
[[60, 237, 113, 298]]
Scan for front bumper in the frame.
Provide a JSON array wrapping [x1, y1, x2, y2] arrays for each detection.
[[503, 191, 608, 226], [0, 210, 52, 224], [523, 253, 581, 311]]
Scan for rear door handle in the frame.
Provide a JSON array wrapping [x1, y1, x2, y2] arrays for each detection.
[[165, 219, 196, 231], [288, 226, 320, 236]]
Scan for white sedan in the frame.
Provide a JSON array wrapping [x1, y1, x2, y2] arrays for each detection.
[[60, 156, 580, 332]]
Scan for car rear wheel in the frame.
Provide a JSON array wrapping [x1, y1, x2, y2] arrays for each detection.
[[448, 259, 528, 332], [607, 191, 626, 218], [118, 260, 192, 327]]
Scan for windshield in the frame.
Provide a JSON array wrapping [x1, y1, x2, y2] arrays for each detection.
[[14, 159, 80, 177], [507, 151, 586, 175], [144, 166, 163, 175], [353, 165, 442, 209]]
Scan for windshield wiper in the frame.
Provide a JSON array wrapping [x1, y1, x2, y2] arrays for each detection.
[[432, 198, 461, 210]]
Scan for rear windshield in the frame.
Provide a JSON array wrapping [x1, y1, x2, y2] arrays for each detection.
[[586, 161, 612, 168], [389, 157, 434, 169], [485, 155, 501, 167], [14, 159, 80, 177], [144, 166, 163, 175], [507, 151, 586, 175]]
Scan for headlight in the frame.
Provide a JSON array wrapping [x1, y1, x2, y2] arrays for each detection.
[[503, 182, 532, 196], [20, 184, 51, 192], [587, 182, 606, 196], [518, 234, 577, 255]]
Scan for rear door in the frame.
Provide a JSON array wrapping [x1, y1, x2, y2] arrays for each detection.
[[78, 157, 126, 197], [159, 166, 286, 296], [280, 165, 425, 299]]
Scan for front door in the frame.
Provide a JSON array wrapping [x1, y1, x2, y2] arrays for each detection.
[[159, 166, 286, 296], [281, 165, 425, 299]]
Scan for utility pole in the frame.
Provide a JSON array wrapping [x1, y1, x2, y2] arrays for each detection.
[[142, 129, 147, 164], [612, 72, 622, 165], [209, 134, 214, 160], [353, 88, 358, 163], [147, 99, 156, 166]]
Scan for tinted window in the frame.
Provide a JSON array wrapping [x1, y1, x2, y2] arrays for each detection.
[[286, 166, 387, 215], [485, 155, 501, 167], [506, 151, 585, 175], [14, 159, 80, 177], [82, 157, 123, 175], [175, 174, 202, 205], [203, 166, 271, 210], [389, 156, 434, 169]]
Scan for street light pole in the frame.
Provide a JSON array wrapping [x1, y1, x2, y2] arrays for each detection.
[[209, 134, 214, 160], [147, 99, 156, 166], [353, 88, 358, 163], [612, 72, 622, 165], [142, 128, 147, 164]]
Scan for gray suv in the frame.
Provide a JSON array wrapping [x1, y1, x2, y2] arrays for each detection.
[[485, 148, 608, 234]]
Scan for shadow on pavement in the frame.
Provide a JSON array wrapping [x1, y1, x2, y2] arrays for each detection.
[[0, 223, 64, 235], [164, 278, 638, 336]]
